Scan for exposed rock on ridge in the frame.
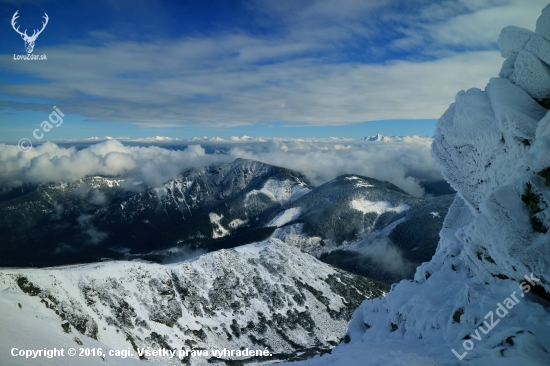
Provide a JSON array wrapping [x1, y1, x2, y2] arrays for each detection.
[[0, 239, 388, 365]]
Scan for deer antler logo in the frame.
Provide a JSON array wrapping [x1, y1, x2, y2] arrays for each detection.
[[11, 11, 49, 54]]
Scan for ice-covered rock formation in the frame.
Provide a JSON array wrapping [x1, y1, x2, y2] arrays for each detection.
[[287, 5, 550, 366]]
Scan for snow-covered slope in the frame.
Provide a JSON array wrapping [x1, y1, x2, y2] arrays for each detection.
[[317, 194, 455, 284], [285, 6, 550, 366], [269, 174, 423, 251], [269, 175, 454, 283], [0, 289, 165, 366], [0, 239, 388, 365]]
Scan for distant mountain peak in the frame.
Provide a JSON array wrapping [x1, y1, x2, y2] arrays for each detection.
[[364, 133, 385, 141]]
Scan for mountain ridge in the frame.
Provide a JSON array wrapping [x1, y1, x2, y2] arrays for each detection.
[[0, 239, 389, 365]]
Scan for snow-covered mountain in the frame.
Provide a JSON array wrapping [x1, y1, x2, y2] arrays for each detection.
[[0, 239, 388, 365], [286, 7, 550, 366], [362, 134, 434, 143], [0, 159, 310, 267], [317, 193, 455, 284], [0, 159, 452, 365], [268, 174, 421, 250], [0, 159, 451, 285], [268, 174, 454, 283]]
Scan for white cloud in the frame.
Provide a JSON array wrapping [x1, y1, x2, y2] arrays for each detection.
[[0, 140, 224, 190], [0, 1, 546, 127], [227, 139, 440, 196], [0, 137, 443, 197], [395, 0, 548, 51], [89, 190, 107, 205], [161, 246, 208, 264], [359, 236, 416, 278], [76, 213, 108, 245], [0, 48, 503, 125], [50, 203, 64, 220]]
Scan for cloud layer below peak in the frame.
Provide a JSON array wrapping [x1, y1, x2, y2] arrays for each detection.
[[0, 137, 443, 197]]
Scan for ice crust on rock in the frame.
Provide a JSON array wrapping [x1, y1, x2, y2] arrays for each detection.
[[285, 5, 550, 366]]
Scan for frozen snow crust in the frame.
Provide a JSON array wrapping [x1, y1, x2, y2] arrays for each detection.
[[287, 5, 550, 366]]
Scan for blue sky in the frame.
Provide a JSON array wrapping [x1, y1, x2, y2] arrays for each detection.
[[0, 0, 548, 142]]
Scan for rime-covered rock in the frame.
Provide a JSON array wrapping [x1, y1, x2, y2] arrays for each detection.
[[499, 5, 550, 101]]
